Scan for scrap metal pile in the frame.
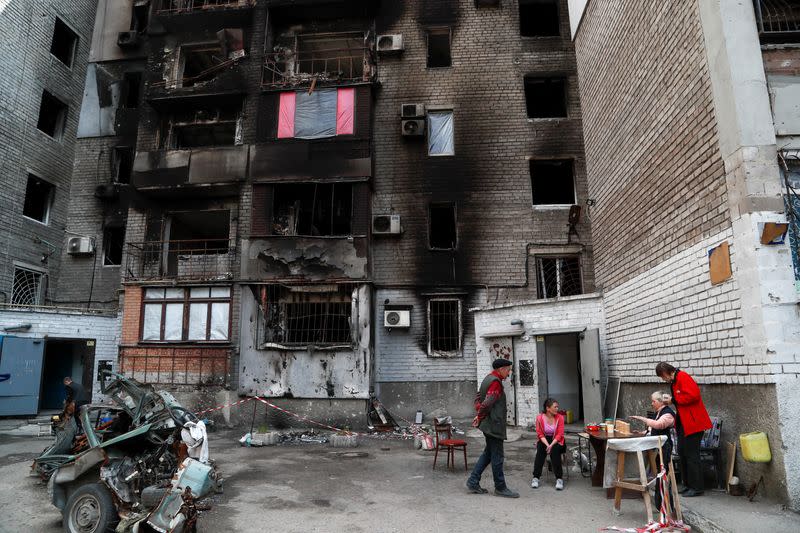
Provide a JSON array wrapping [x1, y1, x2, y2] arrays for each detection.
[[33, 372, 221, 533]]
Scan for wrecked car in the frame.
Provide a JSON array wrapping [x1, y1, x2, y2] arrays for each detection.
[[33, 372, 220, 532]]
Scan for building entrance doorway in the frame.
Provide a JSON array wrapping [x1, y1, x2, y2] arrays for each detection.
[[40, 339, 95, 410]]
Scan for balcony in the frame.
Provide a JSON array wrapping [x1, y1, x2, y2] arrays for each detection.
[[153, 0, 255, 29], [124, 239, 236, 281], [119, 345, 230, 386], [755, 0, 800, 43], [132, 145, 248, 194]]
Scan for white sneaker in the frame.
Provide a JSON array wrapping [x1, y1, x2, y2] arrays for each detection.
[[555, 479, 564, 490], [531, 477, 539, 489]]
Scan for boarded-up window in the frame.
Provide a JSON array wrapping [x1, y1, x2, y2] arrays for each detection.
[[536, 256, 582, 299], [427, 110, 454, 156], [428, 299, 461, 356], [141, 286, 231, 342]]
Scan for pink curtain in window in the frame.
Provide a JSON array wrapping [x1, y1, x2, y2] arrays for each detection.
[[277, 92, 296, 138], [336, 88, 355, 135]]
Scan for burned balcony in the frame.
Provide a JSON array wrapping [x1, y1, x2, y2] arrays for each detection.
[[131, 145, 248, 193], [124, 239, 236, 281], [152, 0, 255, 29], [154, 0, 255, 14], [755, 0, 800, 43], [263, 32, 375, 89]]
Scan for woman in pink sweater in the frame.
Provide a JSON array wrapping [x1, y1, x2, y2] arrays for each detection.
[[531, 398, 566, 490]]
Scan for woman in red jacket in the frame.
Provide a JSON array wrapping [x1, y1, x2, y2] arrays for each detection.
[[530, 398, 566, 490], [656, 362, 712, 497]]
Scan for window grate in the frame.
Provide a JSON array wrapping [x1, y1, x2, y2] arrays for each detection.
[[12, 267, 44, 305], [536, 256, 582, 299], [428, 299, 461, 355]]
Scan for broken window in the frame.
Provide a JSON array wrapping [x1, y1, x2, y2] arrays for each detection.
[[259, 285, 353, 346], [427, 110, 454, 156], [268, 32, 365, 85], [536, 256, 582, 299], [11, 267, 45, 306], [429, 203, 457, 250], [277, 88, 354, 139], [122, 72, 142, 108], [427, 28, 451, 68], [162, 103, 241, 149], [272, 183, 352, 236], [168, 210, 230, 254], [22, 175, 54, 223], [524, 76, 567, 118], [112, 146, 134, 184], [37, 90, 68, 140], [179, 44, 225, 88], [141, 286, 231, 341], [519, 0, 560, 37], [131, 1, 150, 34], [103, 226, 125, 266], [50, 17, 78, 67], [530, 159, 575, 205], [428, 299, 461, 356]]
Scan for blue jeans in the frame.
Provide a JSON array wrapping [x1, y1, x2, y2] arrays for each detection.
[[467, 434, 506, 490]]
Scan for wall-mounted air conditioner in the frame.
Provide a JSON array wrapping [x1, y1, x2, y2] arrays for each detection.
[[67, 236, 95, 255], [377, 34, 404, 55], [401, 119, 425, 136], [401, 103, 426, 118], [372, 214, 401, 235], [384, 309, 410, 328]]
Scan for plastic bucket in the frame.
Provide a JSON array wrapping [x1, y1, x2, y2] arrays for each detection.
[[739, 431, 771, 463]]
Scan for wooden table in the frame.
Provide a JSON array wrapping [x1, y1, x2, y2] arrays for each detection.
[[585, 429, 646, 487]]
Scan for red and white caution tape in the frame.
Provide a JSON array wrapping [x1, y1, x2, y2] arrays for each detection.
[[602, 466, 690, 532], [194, 396, 255, 416]]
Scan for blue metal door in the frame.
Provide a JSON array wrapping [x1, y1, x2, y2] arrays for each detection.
[[0, 336, 45, 416]]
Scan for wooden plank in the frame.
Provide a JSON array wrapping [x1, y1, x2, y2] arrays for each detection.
[[612, 481, 647, 491], [637, 450, 653, 521], [726, 441, 737, 493], [669, 461, 683, 522], [614, 450, 626, 512]]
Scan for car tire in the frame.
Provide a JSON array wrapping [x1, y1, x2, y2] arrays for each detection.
[[63, 483, 118, 533]]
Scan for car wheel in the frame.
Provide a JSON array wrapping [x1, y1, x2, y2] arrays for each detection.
[[63, 483, 118, 533]]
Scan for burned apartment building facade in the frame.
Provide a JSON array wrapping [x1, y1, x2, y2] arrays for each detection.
[[568, 0, 800, 508]]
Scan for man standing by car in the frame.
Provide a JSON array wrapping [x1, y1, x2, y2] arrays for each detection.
[[466, 358, 519, 498]]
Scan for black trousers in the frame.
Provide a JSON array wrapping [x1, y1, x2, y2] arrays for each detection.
[[532, 441, 564, 480], [678, 430, 703, 491]]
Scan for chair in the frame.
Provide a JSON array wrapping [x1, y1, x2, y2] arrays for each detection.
[[671, 416, 724, 489], [432, 423, 468, 471]]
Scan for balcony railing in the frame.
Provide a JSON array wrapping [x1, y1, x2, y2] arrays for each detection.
[[263, 47, 373, 88], [154, 0, 255, 14], [754, 0, 800, 43], [124, 239, 236, 281]]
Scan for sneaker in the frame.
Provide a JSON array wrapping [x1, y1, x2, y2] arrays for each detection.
[[555, 479, 564, 491], [494, 487, 520, 498], [531, 477, 539, 489], [466, 481, 488, 494]]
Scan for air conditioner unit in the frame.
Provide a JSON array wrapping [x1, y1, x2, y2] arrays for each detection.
[[377, 34, 404, 54], [401, 118, 425, 136], [372, 214, 401, 235], [67, 236, 95, 255], [117, 31, 141, 49], [401, 103, 426, 118], [384, 309, 410, 328]]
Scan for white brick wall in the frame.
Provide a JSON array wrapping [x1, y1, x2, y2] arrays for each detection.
[[0, 308, 119, 401]]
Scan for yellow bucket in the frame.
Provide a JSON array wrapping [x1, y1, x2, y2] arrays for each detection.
[[565, 409, 574, 424], [739, 432, 772, 463]]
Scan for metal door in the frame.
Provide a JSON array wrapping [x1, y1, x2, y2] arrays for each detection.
[[0, 336, 45, 416], [579, 328, 603, 423]]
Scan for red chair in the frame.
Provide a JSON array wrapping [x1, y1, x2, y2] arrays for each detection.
[[433, 423, 468, 471]]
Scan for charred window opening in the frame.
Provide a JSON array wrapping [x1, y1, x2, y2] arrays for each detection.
[[519, 0, 560, 37], [524, 76, 567, 118], [123, 72, 142, 108], [162, 104, 241, 149], [259, 284, 354, 347], [428, 299, 461, 356], [141, 286, 231, 342], [272, 183, 352, 236], [168, 210, 230, 254], [131, 1, 150, 34], [50, 17, 78, 67], [530, 159, 575, 205], [112, 146, 134, 184], [426, 28, 451, 68], [11, 266, 45, 306], [179, 44, 225, 88], [23, 175, 54, 224], [429, 202, 457, 250], [103, 226, 125, 266], [37, 91, 68, 140], [295, 33, 365, 78], [536, 256, 582, 299]]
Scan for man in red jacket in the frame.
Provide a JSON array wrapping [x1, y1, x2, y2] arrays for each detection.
[[656, 362, 712, 497]]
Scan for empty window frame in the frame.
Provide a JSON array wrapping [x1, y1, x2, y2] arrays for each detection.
[[50, 17, 79, 67], [530, 159, 575, 205], [427, 27, 451, 68], [519, 0, 560, 37], [22, 175, 55, 223], [112, 146, 134, 184], [524, 76, 567, 118], [428, 299, 462, 356], [295, 32, 365, 78], [131, 1, 150, 34], [103, 226, 125, 266], [178, 44, 225, 88], [122, 72, 142, 108], [535, 256, 582, 299], [37, 91, 68, 139], [141, 286, 231, 341], [11, 266, 45, 306], [427, 110, 455, 156], [167, 210, 230, 254], [272, 183, 353, 236], [429, 202, 457, 250], [259, 285, 354, 346], [162, 104, 241, 149]]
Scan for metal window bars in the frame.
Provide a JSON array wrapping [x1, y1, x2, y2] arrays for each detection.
[[536, 256, 583, 299], [124, 239, 235, 281], [11, 267, 44, 306], [428, 299, 461, 356], [754, 0, 800, 42], [154, 0, 255, 14], [779, 153, 800, 285]]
